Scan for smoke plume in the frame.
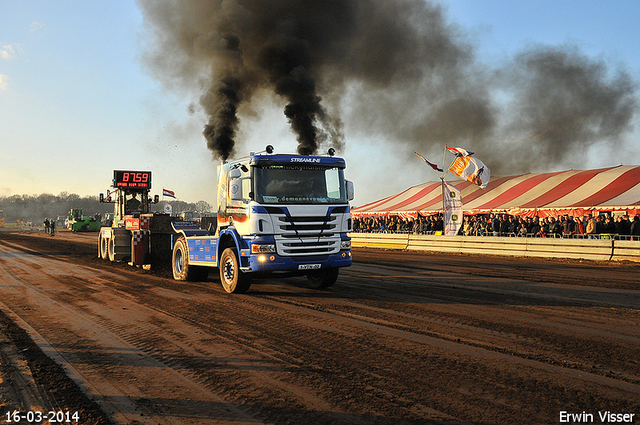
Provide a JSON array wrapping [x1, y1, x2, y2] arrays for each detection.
[[139, 0, 638, 172]]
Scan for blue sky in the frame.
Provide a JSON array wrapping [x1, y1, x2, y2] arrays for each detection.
[[2, 1, 639, 208]]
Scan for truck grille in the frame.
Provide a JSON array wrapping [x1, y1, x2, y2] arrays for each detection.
[[275, 215, 340, 256]]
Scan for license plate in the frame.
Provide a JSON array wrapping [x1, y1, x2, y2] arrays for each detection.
[[298, 264, 321, 270]]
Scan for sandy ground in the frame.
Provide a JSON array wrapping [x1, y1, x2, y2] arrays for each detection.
[[0, 228, 639, 424]]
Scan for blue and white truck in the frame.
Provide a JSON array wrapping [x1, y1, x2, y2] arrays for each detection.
[[171, 146, 354, 293]]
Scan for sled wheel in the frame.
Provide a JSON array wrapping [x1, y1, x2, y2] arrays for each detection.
[[172, 237, 208, 281]]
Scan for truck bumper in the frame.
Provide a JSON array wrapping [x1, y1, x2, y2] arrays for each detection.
[[247, 251, 352, 273]]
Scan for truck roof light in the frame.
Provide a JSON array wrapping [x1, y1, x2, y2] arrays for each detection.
[[266, 145, 274, 154], [328, 148, 335, 156]]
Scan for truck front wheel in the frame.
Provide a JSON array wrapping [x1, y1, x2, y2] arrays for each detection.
[[307, 268, 339, 288], [219, 247, 251, 294], [172, 237, 208, 281]]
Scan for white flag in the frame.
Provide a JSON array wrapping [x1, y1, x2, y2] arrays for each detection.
[[443, 182, 463, 236]]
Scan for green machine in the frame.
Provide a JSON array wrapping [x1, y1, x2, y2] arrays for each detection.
[[67, 208, 101, 232]]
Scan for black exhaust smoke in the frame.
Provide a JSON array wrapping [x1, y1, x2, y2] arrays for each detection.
[[201, 75, 241, 161], [140, 0, 638, 172]]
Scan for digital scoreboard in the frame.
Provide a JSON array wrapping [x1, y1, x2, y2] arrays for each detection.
[[113, 170, 152, 189]]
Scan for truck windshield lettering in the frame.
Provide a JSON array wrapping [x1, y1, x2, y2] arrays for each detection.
[[254, 165, 347, 205]]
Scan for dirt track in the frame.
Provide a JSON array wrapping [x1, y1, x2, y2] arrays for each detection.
[[0, 229, 639, 424]]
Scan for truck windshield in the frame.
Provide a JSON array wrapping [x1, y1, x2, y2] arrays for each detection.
[[254, 165, 347, 204]]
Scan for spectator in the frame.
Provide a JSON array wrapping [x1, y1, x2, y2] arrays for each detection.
[[617, 215, 631, 237], [531, 217, 541, 235], [605, 215, 617, 234], [631, 216, 640, 240], [433, 215, 443, 232], [462, 217, 472, 236], [491, 214, 500, 237], [548, 217, 562, 237], [596, 215, 606, 234], [586, 214, 597, 237], [412, 219, 420, 234], [562, 215, 576, 237], [517, 219, 528, 237], [537, 217, 549, 237], [510, 216, 519, 236], [577, 215, 587, 236], [418, 217, 427, 234], [500, 215, 510, 236], [526, 217, 538, 233]]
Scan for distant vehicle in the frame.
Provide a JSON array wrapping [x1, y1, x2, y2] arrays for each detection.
[[0, 209, 4, 227], [179, 211, 200, 222], [67, 208, 101, 232]]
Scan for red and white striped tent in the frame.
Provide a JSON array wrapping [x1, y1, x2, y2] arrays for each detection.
[[352, 165, 640, 219]]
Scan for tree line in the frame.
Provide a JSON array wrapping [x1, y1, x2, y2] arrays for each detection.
[[0, 192, 213, 223]]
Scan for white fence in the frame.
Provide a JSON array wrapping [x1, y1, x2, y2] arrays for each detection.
[[349, 233, 639, 262]]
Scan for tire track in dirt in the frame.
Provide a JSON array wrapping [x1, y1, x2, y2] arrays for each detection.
[[0, 241, 263, 424]]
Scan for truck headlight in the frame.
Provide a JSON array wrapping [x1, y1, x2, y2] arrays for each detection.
[[251, 244, 276, 254], [340, 240, 351, 250]]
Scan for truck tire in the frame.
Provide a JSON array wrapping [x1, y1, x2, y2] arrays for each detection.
[[107, 238, 118, 262], [172, 237, 208, 281], [219, 247, 251, 294], [100, 235, 108, 260], [307, 268, 339, 288], [97, 234, 103, 259]]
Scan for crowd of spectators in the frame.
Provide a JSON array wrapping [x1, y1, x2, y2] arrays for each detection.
[[352, 212, 640, 240], [353, 214, 444, 234]]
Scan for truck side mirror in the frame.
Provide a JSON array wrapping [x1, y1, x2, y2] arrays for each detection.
[[229, 169, 241, 179], [346, 180, 355, 201], [154, 195, 159, 204], [99, 193, 104, 203]]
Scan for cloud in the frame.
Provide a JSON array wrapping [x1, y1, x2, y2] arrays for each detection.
[[0, 44, 23, 61], [0, 74, 8, 91], [29, 21, 44, 32], [1, 45, 16, 60]]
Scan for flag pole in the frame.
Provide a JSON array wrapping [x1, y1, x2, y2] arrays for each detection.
[[414, 152, 443, 180], [442, 145, 447, 179], [442, 146, 449, 230], [441, 177, 446, 234]]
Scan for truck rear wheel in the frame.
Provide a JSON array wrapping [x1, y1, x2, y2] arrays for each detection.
[[108, 238, 116, 262], [172, 237, 208, 281], [99, 233, 109, 260], [307, 268, 339, 288], [219, 247, 251, 294]]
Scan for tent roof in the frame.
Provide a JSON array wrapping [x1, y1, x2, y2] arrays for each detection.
[[352, 165, 640, 217]]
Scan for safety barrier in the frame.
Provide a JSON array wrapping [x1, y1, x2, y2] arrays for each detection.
[[349, 233, 638, 262], [611, 239, 640, 262]]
